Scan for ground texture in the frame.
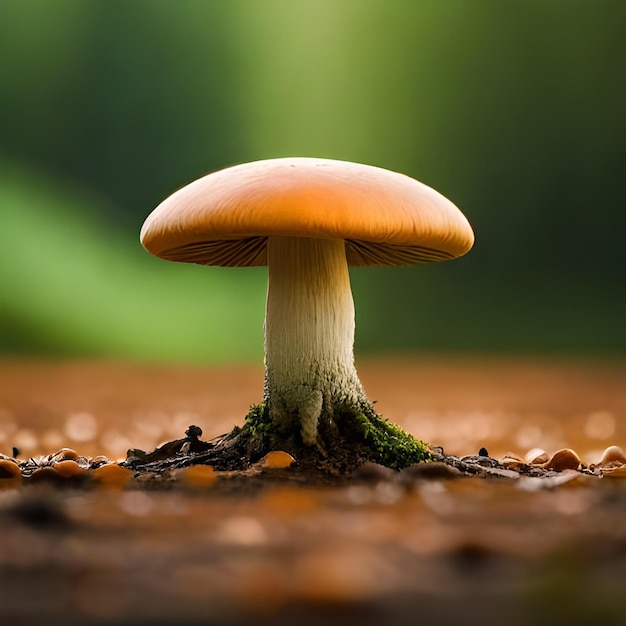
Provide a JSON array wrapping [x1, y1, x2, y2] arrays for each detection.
[[1, 357, 625, 625]]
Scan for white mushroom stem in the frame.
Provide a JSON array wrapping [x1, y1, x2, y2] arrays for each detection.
[[264, 236, 369, 446]]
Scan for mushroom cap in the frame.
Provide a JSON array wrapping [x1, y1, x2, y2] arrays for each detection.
[[140, 157, 474, 267]]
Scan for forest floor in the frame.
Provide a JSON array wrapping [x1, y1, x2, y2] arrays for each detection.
[[1, 357, 625, 625]]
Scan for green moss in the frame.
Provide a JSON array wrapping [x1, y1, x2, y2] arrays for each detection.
[[349, 410, 433, 469], [243, 403, 271, 434], [241, 403, 274, 456]]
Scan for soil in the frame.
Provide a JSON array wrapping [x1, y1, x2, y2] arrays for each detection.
[[1, 357, 625, 625]]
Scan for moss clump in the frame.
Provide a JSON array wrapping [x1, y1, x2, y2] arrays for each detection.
[[240, 403, 274, 457], [348, 409, 433, 470]]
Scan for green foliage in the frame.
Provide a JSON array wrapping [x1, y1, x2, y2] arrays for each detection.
[[0, 163, 265, 360], [1, 1, 625, 357]]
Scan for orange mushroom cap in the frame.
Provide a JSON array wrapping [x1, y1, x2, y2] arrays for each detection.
[[141, 158, 474, 268]]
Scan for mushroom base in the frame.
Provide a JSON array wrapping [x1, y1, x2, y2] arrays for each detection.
[[232, 402, 433, 472]]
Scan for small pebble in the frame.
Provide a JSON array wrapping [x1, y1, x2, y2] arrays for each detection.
[[51, 448, 80, 462], [54, 460, 87, 479], [91, 463, 133, 489], [185, 425, 203, 439], [0, 459, 22, 487], [599, 445, 626, 467], [543, 448, 581, 471], [478, 447, 489, 457], [29, 466, 65, 485], [259, 451, 296, 469], [525, 448, 549, 465]]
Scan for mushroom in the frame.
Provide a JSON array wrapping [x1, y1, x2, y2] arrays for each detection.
[[140, 158, 473, 456]]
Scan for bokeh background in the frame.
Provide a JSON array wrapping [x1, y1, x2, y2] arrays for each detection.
[[2, 0, 625, 363]]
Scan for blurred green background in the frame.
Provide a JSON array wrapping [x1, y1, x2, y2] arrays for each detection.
[[1, 0, 625, 363]]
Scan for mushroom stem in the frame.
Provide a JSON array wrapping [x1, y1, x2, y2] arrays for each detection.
[[264, 236, 369, 445]]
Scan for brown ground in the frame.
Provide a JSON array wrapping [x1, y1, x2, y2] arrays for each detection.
[[1, 356, 625, 625]]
